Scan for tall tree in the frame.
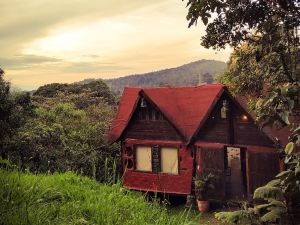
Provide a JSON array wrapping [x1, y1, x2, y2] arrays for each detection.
[[184, 1, 300, 223], [184, 0, 300, 131], [0, 69, 34, 158], [0, 69, 13, 156]]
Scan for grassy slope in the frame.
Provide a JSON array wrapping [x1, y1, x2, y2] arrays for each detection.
[[0, 170, 193, 225]]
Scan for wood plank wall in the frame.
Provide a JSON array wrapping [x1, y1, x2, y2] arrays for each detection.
[[122, 102, 181, 141], [196, 94, 274, 147]]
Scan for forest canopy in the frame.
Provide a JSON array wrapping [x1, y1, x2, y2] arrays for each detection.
[[0, 72, 119, 183]]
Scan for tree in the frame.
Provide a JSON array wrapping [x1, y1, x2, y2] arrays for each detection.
[[185, 0, 300, 49], [184, 1, 300, 125], [34, 80, 116, 106], [0, 69, 34, 158], [0, 68, 13, 147], [184, 1, 300, 223], [9, 102, 119, 183]]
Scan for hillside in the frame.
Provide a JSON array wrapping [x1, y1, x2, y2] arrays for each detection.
[[104, 59, 226, 95]]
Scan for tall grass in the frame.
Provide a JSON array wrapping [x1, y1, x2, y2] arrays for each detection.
[[0, 169, 193, 225]]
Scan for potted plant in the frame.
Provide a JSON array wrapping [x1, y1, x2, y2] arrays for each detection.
[[194, 172, 217, 212]]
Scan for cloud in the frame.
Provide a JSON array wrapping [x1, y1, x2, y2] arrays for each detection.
[[1, 0, 231, 90], [0, 54, 62, 69], [0, 0, 165, 56]]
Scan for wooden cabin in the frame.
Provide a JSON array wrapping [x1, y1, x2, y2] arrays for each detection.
[[107, 84, 280, 200]]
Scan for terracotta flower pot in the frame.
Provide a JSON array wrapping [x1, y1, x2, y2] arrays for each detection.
[[197, 200, 210, 212]]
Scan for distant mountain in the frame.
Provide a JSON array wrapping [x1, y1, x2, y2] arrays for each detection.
[[104, 59, 226, 95]]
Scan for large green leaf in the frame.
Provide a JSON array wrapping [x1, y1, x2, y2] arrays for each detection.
[[266, 179, 281, 187], [253, 186, 284, 201], [285, 142, 295, 155], [275, 170, 292, 178], [260, 209, 282, 223]]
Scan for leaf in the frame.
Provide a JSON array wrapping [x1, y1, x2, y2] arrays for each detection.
[[266, 179, 281, 187], [260, 209, 281, 223], [294, 125, 300, 132], [255, 203, 271, 210], [279, 111, 290, 125], [285, 142, 295, 155], [275, 170, 292, 178], [253, 186, 284, 201], [268, 200, 286, 209], [202, 17, 208, 25]]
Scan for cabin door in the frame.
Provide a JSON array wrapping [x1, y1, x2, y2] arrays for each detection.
[[224, 146, 247, 199]]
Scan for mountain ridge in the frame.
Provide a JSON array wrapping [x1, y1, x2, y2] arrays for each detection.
[[101, 59, 226, 94]]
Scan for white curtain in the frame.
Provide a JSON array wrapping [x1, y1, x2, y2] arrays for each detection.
[[135, 146, 152, 171], [161, 147, 178, 174]]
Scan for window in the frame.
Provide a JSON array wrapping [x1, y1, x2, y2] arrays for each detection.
[[135, 146, 152, 172], [135, 145, 179, 175], [161, 147, 179, 174]]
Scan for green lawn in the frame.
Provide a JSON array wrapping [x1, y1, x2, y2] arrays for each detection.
[[0, 169, 195, 225], [0, 168, 237, 225]]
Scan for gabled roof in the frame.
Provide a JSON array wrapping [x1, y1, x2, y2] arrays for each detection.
[[107, 84, 225, 144]]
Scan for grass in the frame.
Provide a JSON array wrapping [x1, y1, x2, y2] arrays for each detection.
[[169, 205, 231, 225], [0, 169, 195, 225]]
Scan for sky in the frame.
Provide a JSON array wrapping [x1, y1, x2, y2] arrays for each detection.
[[0, 0, 232, 90]]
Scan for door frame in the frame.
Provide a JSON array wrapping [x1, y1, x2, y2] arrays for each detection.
[[224, 145, 247, 199]]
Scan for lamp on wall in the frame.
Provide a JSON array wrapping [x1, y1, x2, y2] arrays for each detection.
[[221, 100, 229, 119], [141, 97, 147, 108], [241, 114, 248, 122]]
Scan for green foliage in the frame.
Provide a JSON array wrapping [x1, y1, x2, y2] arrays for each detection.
[[0, 69, 35, 157], [185, 0, 300, 49], [194, 173, 217, 200], [188, 2, 300, 224], [215, 210, 255, 224], [0, 71, 120, 183], [34, 80, 116, 105], [0, 68, 13, 143], [215, 184, 287, 225], [8, 102, 119, 183], [253, 186, 284, 201], [33, 83, 68, 97], [0, 169, 192, 225]]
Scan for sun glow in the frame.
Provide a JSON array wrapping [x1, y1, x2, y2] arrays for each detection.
[[23, 20, 134, 60]]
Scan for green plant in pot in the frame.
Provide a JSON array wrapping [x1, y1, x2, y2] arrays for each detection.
[[194, 172, 217, 212]]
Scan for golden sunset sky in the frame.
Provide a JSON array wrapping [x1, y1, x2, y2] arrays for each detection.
[[1, 0, 231, 90]]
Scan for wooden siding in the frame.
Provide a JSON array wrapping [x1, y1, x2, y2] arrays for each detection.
[[233, 116, 274, 146], [122, 139, 193, 195], [122, 101, 181, 141], [196, 93, 274, 147], [246, 148, 280, 195], [197, 119, 229, 143], [195, 145, 226, 200]]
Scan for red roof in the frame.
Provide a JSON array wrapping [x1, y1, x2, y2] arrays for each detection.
[[107, 84, 225, 144]]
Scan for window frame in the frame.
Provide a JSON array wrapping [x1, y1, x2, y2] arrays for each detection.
[[133, 144, 180, 175]]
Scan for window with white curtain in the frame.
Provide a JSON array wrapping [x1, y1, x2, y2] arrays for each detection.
[[160, 147, 178, 174], [135, 146, 152, 172]]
